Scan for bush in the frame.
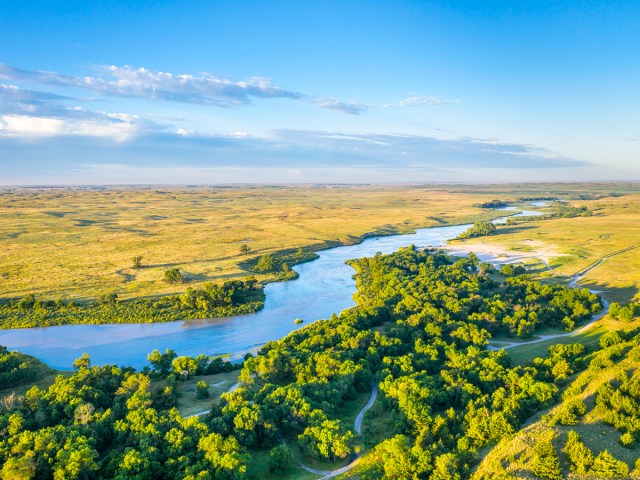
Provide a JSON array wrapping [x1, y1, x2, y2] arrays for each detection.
[[550, 399, 587, 426], [620, 431, 635, 448], [196, 381, 209, 399], [164, 268, 184, 283], [268, 445, 292, 475], [563, 431, 594, 474], [590, 450, 629, 478], [132, 255, 143, 269], [600, 331, 623, 349], [531, 441, 562, 479]]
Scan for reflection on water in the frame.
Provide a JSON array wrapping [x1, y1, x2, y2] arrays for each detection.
[[0, 207, 542, 369]]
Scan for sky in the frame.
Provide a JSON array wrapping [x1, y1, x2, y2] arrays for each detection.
[[0, 0, 639, 185]]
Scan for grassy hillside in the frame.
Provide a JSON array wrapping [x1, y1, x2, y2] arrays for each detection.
[[474, 327, 640, 479]]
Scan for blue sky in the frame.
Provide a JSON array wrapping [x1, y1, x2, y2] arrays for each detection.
[[0, 0, 638, 184]]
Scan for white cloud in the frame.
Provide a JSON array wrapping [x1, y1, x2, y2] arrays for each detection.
[[0, 63, 453, 117], [398, 96, 460, 106], [0, 63, 304, 108], [311, 97, 369, 115], [0, 114, 138, 141]]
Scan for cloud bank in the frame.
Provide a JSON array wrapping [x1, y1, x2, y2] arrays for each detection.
[[0, 63, 458, 118], [0, 127, 597, 185]]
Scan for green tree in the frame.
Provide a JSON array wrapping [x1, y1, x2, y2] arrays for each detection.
[[172, 356, 197, 379], [72, 353, 91, 370], [458, 221, 497, 239], [147, 349, 177, 375], [198, 433, 249, 479], [0, 454, 36, 480], [196, 381, 209, 399], [299, 419, 355, 461], [164, 268, 183, 284], [255, 254, 278, 272], [53, 436, 99, 480], [268, 445, 292, 475], [240, 244, 251, 255], [531, 441, 562, 479]]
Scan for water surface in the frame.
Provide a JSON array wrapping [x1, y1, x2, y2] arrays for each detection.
[[0, 208, 542, 369]]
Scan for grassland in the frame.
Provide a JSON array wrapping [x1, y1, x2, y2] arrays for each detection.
[[0, 184, 521, 303], [3, 183, 637, 306], [450, 192, 640, 303]]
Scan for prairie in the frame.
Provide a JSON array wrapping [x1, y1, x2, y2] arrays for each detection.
[[450, 192, 640, 303], [0, 184, 517, 303], [2, 183, 637, 306]]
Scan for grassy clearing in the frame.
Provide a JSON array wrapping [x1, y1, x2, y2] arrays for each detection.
[[151, 369, 240, 417], [0, 368, 71, 398], [362, 397, 396, 449], [505, 317, 640, 366], [246, 448, 320, 480]]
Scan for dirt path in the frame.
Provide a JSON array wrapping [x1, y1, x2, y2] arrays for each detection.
[[490, 247, 638, 351], [184, 380, 242, 419], [492, 297, 610, 350], [298, 384, 379, 479]]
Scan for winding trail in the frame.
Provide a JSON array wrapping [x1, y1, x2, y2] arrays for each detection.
[[184, 380, 243, 419], [490, 246, 637, 351], [298, 384, 379, 480], [187, 382, 380, 478]]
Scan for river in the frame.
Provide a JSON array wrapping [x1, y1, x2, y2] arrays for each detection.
[[0, 207, 544, 370]]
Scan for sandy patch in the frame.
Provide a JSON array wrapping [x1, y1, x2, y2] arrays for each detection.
[[444, 239, 568, 266]]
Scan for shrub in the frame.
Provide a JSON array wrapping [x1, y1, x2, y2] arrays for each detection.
[[164, 268, 184, 283], [563, 431, 594, 474], [531, 441, 562, 479], [196, 381, 209, 399], [268, 445, 292, 475], [132, 255, 143, 269], [590, 450, 629, 478], [620, 431, 635, 448], [600, 331, 623, 349]]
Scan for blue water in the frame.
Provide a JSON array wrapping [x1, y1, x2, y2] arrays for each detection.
[[0, 208, 543, 369]]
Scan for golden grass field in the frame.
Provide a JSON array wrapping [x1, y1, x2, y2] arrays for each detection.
[[453, 192, 640, 303], [1, 183, 639, 305], [0, 184, 515, 302]]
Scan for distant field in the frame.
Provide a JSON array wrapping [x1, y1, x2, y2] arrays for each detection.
[[1, 183, 638, 304], [0, 185, 512, 302], [452, 192, 640, 303]]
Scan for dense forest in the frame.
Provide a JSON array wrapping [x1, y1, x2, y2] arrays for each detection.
[[0, 278, 264, 329], [0, 347, 49, 390], [0, 247, 613, 479]]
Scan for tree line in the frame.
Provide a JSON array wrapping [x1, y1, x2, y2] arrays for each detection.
[[0, 278, 264, 329]]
